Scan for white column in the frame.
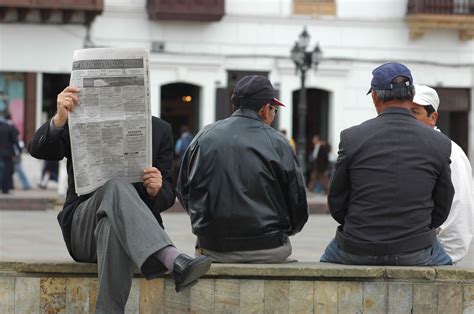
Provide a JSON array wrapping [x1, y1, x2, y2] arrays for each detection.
[[469, 65, 474, 172], [278, 83, 294, 137], [278, 74, 300, 139], [150, 81, 160, 117], [199, 82, 215, 129]]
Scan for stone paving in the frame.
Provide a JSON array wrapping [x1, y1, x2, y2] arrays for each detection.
[[1, 209, 473, 268]]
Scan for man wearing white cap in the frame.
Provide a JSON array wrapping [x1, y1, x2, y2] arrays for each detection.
[[411, 84, 474, 263]]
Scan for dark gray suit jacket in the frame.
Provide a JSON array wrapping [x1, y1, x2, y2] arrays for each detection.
[[328, 107, 454, 256]]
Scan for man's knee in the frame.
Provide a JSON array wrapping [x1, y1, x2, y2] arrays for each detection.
[[96, 178, 138, 217], [101, 178, 134, 195]]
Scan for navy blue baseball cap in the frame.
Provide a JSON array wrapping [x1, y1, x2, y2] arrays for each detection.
[[367, 62, 413, 95]]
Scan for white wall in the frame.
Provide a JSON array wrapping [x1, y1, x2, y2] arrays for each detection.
[[1, 0, 473, 161]]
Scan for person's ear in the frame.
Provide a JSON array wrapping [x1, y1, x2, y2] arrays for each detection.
[[429, 111, 438, 128], [259, 103, 275, 124], [371, 90, 382, 113], [258, 104, 268, 119]]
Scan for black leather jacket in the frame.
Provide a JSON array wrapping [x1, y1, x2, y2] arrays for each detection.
[[177, 109, 308, 252]]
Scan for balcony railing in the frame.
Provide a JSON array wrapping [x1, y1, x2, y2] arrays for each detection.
[[0, 0, 103, 24], [406, 0, 474, 40], [407, 0, 474, 15], [147, 0, 224, 22]]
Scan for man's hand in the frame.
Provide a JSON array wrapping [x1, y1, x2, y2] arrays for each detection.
[[53, 86, 80, 128], [143, 167, 162, 198]]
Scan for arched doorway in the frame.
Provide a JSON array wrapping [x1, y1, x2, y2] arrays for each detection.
[[292, 88, 330, 182], [160, 82, 200, 139], [160, 82, 200, 181]]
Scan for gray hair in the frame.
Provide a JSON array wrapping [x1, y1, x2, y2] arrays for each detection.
[[373, 75, 415, 102]]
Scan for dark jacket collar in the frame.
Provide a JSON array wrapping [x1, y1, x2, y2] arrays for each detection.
[[231, 108, 262, 121], [379, 106, 415, 119]]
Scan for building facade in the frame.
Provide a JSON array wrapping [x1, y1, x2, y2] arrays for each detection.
[[1, 0, 473, 164]]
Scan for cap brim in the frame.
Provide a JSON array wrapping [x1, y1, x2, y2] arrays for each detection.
[[271, 98, 285, 107], [366, 88, 372, 95]]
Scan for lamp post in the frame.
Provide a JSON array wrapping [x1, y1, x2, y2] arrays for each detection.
[[290, 27, 322, 173]]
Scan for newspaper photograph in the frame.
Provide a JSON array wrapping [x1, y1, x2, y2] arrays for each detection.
[[68, 48, 151, 195]]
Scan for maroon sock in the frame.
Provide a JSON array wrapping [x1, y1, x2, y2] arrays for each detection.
[[155, 245, 181, 272]]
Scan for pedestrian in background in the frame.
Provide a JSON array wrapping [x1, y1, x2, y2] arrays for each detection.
[[4, 112, 32, 190], [173, 125, 193, 182], [0, 110, 18, 194], [307, 134, 330, 194], [175, 125, 193, 161], [280, 129, 296, 152], [38, 160, 59, 189], [13, 140, 32, 190]]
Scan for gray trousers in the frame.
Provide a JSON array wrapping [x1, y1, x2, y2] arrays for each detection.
[[196, 238, 293, 263], [71, 178, 173, 314]]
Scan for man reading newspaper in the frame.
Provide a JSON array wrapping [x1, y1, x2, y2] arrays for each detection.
[[29, 84, 210, 313]]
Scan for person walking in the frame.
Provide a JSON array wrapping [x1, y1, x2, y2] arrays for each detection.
[[0, 111, 18, 194]]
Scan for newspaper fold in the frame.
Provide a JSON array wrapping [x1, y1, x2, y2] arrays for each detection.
[[68, 48, 152, 195]]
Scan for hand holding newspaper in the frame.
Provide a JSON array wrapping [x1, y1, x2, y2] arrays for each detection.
[[68, 48, 152, 195]]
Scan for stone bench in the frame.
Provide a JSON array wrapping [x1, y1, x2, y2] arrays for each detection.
[[1, 261, 473, 313]]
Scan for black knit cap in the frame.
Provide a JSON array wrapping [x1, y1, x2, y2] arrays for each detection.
[[231, 75, 285, 111]]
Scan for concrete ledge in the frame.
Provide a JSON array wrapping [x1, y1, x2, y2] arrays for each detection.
[[1, 261, 474, 313], [2, 261, 473, 282], [0, 197, 57, 211]]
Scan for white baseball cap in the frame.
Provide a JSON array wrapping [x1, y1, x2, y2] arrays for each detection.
[[413, 84, 440, 112]]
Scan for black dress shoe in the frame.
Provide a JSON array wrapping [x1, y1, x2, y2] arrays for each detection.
[[172, 254, 211, 292]]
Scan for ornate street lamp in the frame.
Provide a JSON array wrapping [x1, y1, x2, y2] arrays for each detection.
[[290, 27, 322, 173]]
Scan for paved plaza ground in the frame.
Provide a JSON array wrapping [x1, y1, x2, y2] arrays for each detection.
[[1, 207, 473, 268], [2, 154, 473, 267]]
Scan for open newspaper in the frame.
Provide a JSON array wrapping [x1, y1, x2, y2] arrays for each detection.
[[68, 48, 151, 195]]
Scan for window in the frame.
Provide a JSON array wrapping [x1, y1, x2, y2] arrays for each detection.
[[293, 0, 336, 16]]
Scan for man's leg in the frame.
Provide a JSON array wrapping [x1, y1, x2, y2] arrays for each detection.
[[0, 158, 5, 193], [320, 239, 381, 265], [307, 168, 317, 192], [94, 217, 135, 314], [71, 178, 210, 313], [320, 171, 329, 194], [15, 160, 32, 190], [428, 240, 453, 265], [393, 240, 452, 266], [321, 239, 453, 266], [320, 239, 346, 264], [93, 179, 174, 272], [1, 157, 13, 193]]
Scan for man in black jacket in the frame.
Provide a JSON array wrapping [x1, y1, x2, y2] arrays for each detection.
[[177, 75, 308, 263], [29, 86, 210, 314], [321, 63, 454, 266], [0, 110, 18, 194]]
